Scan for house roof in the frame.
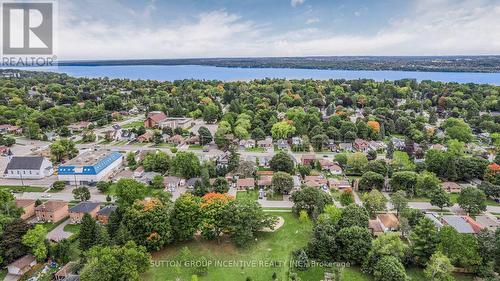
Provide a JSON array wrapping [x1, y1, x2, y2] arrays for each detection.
[[69, 202, 100, 213], [186, 177, 201, 186], [5, 156, 46, 171], [147, 111, 167, 123], [97, 205, 117, 216], [442, 182, 460, 191], [35, 200, 67, 212], [378, 213, 399, 228], [164, 176, 182, 184], [237, 178, 255, 187], [369, 219, 384, 233], [475, 215, 499, 230], [15, 199, 36, 208], [257, 176, 272, 186], [442, 215, 477, 234], [8, 254, 36, 269]]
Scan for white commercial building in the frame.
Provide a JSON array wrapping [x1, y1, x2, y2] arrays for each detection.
[[58, 150, 123, 186]]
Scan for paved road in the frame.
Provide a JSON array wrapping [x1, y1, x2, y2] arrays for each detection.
[[46, 219, 72, 242], [408, 202, 500, 213]]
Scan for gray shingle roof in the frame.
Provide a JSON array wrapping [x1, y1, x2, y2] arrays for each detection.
[[442, 215, 475, 233], [97, 205, 117, 216], [5, 156, 45, 170], [69, 202, 100, 213]]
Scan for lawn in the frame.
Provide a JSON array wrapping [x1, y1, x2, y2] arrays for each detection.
[[122, 120, 145, 128], [0, 185, 46, 192], [0, 270, 6, 280], [245, 147, 265, 153], [410, 194, 500, 206], [64, 224, 81, 234], [236, 190, 258, 201], [106, 182, 155, 197], [143, 212, 312, 281], [188, 145, 203, 150]]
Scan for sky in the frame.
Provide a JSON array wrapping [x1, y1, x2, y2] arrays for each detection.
[[54, 0, 500, 59]]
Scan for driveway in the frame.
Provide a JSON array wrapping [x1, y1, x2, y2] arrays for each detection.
[[46, 219, 72, 242], [3, 274, 20, 281]]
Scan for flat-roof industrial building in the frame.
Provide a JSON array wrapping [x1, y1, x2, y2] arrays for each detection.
[[58, 150, 123, 186]]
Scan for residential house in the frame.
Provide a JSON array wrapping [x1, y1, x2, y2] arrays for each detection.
[[257, 137, 273, 150], [169, 134, 185, 145], [69, 202, 100, 224], [369, 141, 386, 151], [276, 139, 289, 150], [185, 136, 199, 145], [186, 177, 202, 189], [475, 215, 499, 231], [354, 139, 370, 152], [442, 182, 461, 193], [144, 111, 168, 128], [326, 139, 336, 151], [7, 255, 37, 276], [54, 262, 77, 280], [256, 170, 274, 177], [329, 178, 351, 190], [133, 166, 145, 178], [164, 176, 184, 190], [120, 130, 137, 142], [302, 154, 316, 166], [291, 137, 303, 146], [0, 145, 11, 156], [138, 172, 160, 185], [304, 175, 328, 189], [430, 144, 446, 151], [137, 132, 153, 143], [236, 178, 255, 190], [3, 156, 53, 179], [15, 199, 36, 220], [369, 213, 400, 236], [442, 215, 482, 234], [35, 200, 68, 223], [216, 152, 230, 169], [338, 143, 353, 152], [318, 159, 342, 174], [239, 139, 255, 149], [68, 121, 91, 133], [97, 205, 117, 225], [391, 138, 405, 150], [257, 176, 272, 189]]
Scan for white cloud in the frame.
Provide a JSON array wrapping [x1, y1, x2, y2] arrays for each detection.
[[56, 0, 500, 59], [306, 18, 319, 24], [290, 0, 305, 8]]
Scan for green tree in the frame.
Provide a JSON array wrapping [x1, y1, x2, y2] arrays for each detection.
[[122, 198, 173, 251], [271, 172, 293, 195], [424, 251, 454, 281], [291, 187, 333, 219], [225, 199, 276, 247], [410, 217, 439, 265], [79, 213, 108, 251], [115, 179, 146, 207], [347, 152, 368, 173], [415, 172, 440, 197], [338, 204, 369, 229], [373, 256, 409, 281], [363, 232, 409, 274], [22, 224, 47, 261], [212, 177, 229, 193], [198, 126, 213, 145], [96, 181, 111, 193], [358, 171, 385, 191], [269, 151, 295, 174], [457, 186, 487, 214], [362, 189, 387, 218], [126, 151, 137, 168], [390, 171, 418, 197], [430, 188, 452, 211], [271, 121, 296, 139], [337, 226, 372, 265], [390, 190, 409, 216], [171, 194, 202, 241], [80, 241, 151, 281], [72, 186, 91, 202], [171, 152, 201, 178], [151, 175, 164, 189]]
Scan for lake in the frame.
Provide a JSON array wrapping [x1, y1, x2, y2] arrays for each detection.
[[20, 65, 500, 85]]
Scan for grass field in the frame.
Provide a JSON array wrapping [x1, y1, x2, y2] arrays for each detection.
[[236, 190, 258, 201], [143, 212, 312, 281], [122, 120, 145, 128], [410, 193, 500, 206], [0, 185, 46, 192], [245, 147, 266, 153]]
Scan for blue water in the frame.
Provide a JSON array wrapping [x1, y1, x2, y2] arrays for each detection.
[[19, 65, 500, 85]]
